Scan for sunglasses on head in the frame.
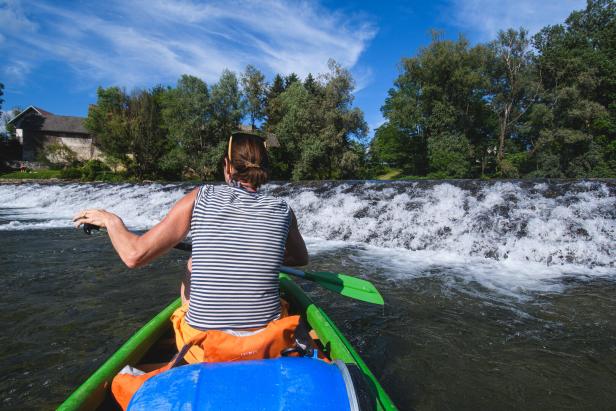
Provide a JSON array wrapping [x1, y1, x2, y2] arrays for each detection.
[[227, 132, 267, 162]]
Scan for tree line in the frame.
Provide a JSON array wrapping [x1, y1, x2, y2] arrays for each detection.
[[85, 60, 367, 180], [2, 0, 614, 180], [373, 0, 615, 178]]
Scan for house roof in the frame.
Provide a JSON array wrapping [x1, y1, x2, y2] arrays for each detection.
[[8, 106, 89, 134], [236, 124, 280, 148], [39, 114, 89, 134]]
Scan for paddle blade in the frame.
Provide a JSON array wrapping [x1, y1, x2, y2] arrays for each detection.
[[303, 271, 384, 305]]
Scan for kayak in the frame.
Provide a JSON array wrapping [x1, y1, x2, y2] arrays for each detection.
[[58, 274, 397, 410]]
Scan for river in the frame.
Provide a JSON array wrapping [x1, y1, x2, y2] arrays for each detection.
[[1, 180, 615, 410]]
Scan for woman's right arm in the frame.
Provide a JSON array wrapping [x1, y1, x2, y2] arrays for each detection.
[[73, 188, 199, 268], [283, 209, 309, 266]]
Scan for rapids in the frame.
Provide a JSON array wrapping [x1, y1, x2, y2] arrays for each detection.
[[1, 180, 614, 296]]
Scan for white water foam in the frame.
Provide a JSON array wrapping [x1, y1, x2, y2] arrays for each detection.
[[280, 181, 615, 269], [1, 181, 614, 294], [0, 183, 190, 231]]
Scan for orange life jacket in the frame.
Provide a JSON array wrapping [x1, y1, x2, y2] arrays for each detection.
[[111, 304, 300, 410]]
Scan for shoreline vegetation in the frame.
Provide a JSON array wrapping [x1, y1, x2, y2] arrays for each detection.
[[1, 1, 614, 182]]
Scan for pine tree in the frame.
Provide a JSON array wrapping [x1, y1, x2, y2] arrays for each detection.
[[284, 73, 300, 89], [303, 73, 320, 96], [264, 74, 286, 131]]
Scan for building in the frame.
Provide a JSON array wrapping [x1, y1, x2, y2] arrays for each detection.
[[7, 106, 102, 162], [236, 124, 280, 148], [7, 106, 278, 164]]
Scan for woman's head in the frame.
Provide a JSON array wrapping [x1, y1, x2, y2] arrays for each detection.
[[224, 132, 270, 189]]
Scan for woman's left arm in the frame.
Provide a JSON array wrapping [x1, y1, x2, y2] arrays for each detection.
[[73, 188, 199, 268]]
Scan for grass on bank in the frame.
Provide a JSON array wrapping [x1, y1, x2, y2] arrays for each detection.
[[0, 169, 62, 179], [376, 168, 402, 180], [0, 160, 134, 182]]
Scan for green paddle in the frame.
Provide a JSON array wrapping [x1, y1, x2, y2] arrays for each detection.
[[174, 241, 384, 306], [83, 224, 384, 305]]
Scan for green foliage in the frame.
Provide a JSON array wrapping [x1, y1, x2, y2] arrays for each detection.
[[427, 132, 472, 178], [88, 70, 243, 181], [129, 87, 167, 179], [160, 74, 210, 179], [383, 35, 495, 178], [370, 123, 412, 171], [268, 60, 368, 180], [241, 65, 267, 129], [59, 167, 83, 180], [264, 74, 286, 131], [38, 142, 79, 166], [81, 159, 110, 180], [57, 160, 111, 181], [380, 0, 616, 179]]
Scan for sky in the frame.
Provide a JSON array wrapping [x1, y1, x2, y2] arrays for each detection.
[[0, 0, 586, 137]]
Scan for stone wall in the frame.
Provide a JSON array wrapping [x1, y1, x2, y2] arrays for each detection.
[[20, 130, 103, 162]]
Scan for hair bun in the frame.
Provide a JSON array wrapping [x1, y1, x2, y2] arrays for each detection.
[[244, 161, 260, 169]]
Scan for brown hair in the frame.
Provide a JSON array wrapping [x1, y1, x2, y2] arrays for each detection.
[[226, 132, 270, 188]]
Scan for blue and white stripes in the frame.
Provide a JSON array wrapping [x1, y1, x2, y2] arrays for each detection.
[[186, 184, 291, 330]]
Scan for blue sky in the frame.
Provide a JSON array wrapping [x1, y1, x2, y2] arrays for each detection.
[[0, 0, 585, 137]]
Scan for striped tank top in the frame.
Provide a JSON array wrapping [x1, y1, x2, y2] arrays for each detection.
[[186, 184, 291, 330]]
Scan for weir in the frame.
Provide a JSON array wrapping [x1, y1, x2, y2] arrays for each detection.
[[1, 180, 614, 294], [2, 180, 614, 266]]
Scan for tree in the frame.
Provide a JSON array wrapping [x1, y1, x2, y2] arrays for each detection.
[[529, 0, 616, 177], [427, 132, 472, 178], [382, 35, 493, 178], [206, 69, 244, 178], [160, 75, 210, 178], [87, 86, 168, 178], [129, 87, 167, 178], [241, 65, 267, 130], [271, 60, 368, 180], [264, 74, 286, 132], [161, 71, 243, 180], [488, 28, 536, 174], [85, 87, 132, 169], [271, 82, 319, 179], [303, 73, 321, 96], [318, 60, 368, 178], [284, 73, 300, 89], [370, 122, 413, 171]]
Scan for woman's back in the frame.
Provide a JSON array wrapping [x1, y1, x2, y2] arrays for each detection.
[[187, 184, 291, 330]]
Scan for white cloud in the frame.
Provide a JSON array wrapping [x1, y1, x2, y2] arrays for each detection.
[[447, 0, 586, 40], [2, 60, 32, 84], [0, 0, 376, 89], [351, 66, 374, 94]]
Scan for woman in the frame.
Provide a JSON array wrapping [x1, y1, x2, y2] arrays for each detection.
[[73, 131, 308, 339]]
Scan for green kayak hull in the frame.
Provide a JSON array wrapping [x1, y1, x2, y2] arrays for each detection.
[[58, 274, 397, 410]]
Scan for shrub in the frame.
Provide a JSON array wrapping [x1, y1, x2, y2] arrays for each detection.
[[81, 160, 110, 181], [59, 167, 82, 179]]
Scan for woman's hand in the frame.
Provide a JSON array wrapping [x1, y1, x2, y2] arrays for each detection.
[[72, 209, 120, 230]]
